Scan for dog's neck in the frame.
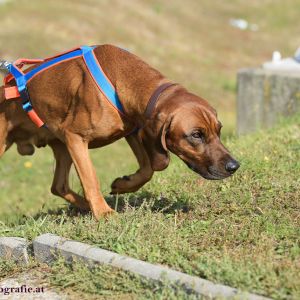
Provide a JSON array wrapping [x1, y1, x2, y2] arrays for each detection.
[[93, 45, 175, 126]]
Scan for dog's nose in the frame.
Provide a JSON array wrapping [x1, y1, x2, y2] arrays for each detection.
[[225, 159, 240, 174]]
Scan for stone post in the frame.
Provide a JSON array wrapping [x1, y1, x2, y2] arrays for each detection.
[[237, 68, 300, 135]]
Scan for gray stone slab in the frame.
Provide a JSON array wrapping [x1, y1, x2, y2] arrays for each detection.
[[237, 68, 300, 135], [33, 233, 271, 300], [0, 237, 29, 264]]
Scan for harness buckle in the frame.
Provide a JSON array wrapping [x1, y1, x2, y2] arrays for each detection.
[[0, 60, 11, 73], [19, 88, 32, 112], [22, 101, 33, 112]]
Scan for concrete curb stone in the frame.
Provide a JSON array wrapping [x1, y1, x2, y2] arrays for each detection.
[[0, 237, 29, 264], [33, 233, 271, 300]]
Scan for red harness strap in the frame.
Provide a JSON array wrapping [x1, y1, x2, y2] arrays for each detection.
[[4, 86, 20, 99]]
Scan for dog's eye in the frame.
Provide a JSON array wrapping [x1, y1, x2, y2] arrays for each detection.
[[191, 131, 204, 140]]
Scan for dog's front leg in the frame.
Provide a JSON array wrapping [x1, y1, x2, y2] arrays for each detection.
[[111, 133, 154, 194], [49, 140, 90, 211], [64, 131, 114, 219]]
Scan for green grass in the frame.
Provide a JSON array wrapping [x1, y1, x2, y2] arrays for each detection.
[[0, 259, 202, 300], [1, 0, 300, 135], [0, 115, 299, 299], [48, 259, 204, 299]]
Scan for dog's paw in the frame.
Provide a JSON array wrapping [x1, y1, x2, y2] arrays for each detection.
[[94, 206, 116, 220], [110, 176, 141, 194]]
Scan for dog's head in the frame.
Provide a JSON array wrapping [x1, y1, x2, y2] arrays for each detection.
[[140, 91, 240, 179]]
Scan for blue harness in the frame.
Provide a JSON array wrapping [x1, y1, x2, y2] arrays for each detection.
[[4, 45, 125, 127]]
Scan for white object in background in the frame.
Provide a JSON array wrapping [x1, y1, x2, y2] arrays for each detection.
[[230, 19, 248, 30], [272, 51, 281, 62], [262, 48, 300, 72], [229, 18, 259, 31]]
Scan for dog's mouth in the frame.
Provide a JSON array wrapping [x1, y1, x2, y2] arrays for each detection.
[[184, 161, 231, 180]]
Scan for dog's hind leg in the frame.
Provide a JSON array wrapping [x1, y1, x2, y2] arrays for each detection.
[[49, 140, 90, 211], [0, 106, 9, 157], [111, 133, 154, 194], [64, 132, 114, 219]]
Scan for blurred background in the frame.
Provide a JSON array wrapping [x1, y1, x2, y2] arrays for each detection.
[[1, 0, 299, 135]]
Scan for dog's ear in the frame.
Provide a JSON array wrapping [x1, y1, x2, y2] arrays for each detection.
[[139, 114, 171, 171]]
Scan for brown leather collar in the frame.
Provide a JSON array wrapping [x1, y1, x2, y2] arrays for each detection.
[[144, 82, 177, 119], [126, 82, 177, 135]]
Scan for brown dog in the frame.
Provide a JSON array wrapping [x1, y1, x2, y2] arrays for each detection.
[[0, 44, 239, 219]]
